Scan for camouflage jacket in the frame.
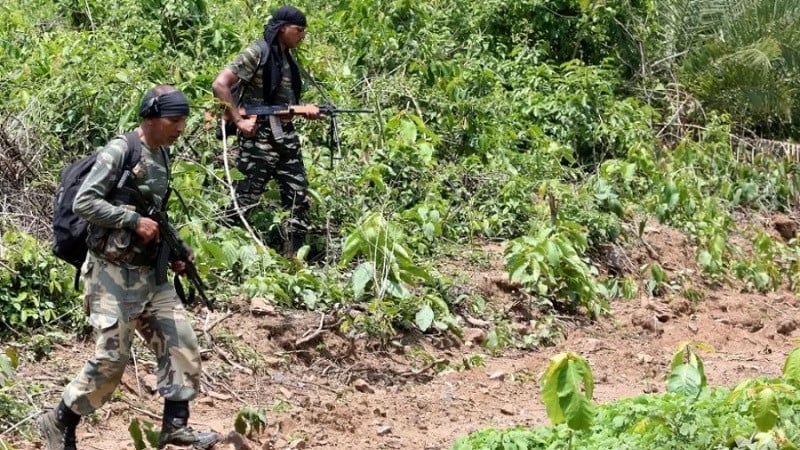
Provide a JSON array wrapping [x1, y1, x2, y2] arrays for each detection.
[[227, 40, 301, 106], [73, 134, 169, 265]]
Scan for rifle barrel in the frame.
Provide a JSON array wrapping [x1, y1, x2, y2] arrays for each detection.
[[324, 108, 374, 114]]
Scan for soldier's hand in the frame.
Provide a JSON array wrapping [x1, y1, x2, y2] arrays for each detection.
[[302, 104, 323, 120], [170, 244, 194, 275], [237, 115, 258, 137], [135, 217, 160, 243]]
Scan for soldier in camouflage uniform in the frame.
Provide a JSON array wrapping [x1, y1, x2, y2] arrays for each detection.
[[212, 5, 322, 257], [38, 85, 220, 450]]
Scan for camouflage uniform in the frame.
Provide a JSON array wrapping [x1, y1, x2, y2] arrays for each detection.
[[66, 136, 201, 414], [225, 41, 310, 242]]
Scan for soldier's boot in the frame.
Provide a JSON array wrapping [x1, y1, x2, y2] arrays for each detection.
[[158, 400, 220, 450], [38, 400, 80, 450]]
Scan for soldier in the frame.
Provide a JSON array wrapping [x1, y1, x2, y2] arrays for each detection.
[[212, 4, 323, 257], [38, 85, 220, 450]]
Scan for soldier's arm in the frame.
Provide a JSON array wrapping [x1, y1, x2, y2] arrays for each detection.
[[212, 68, 248, 124], [73, 138, 140, 230], [212, 43, 262, 135]]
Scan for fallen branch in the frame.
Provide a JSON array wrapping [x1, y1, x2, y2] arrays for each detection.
[[295, 313, 347, 348]]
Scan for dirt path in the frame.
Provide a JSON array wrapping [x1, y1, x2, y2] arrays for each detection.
[[9, 283, 799, 450], [7, 221, 800, 450]]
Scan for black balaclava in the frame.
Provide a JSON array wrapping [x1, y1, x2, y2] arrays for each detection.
[[263, 5, 307, 44]]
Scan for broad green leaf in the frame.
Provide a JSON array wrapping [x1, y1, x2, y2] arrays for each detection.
[[339, 233, 363, 265], [0, 355, 13, 383], [689, 352, 708, 388], [671, 343, 689, 371], [422, 222, 435, 241], [415, 305, 434, 332], [560, 386, 594, 431], [541, 352, 594, 430], [234, 413, 247, 435], [398, 119, 418, 144], [351, 262, 374, 299], [697, 250, 712, 267], [752, 387, 779, 432], [783, 347, 800, 388], [667, 364, 703, 398], [509, 261, 530, 284], [2, 347, 17, 369], [385, 280, 410, 299], [545, 241, 561, 266]]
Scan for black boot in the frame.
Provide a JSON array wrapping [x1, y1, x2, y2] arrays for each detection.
[[158, 400, 220, 449], [38, 400, 80, 450]]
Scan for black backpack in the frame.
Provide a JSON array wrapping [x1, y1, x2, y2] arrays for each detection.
[[52, 131, 142, 278]]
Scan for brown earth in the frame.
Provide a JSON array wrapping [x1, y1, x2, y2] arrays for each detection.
[[6, 215, 800, 450]]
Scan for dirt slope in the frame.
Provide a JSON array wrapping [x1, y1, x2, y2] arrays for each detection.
[[7, 219, 800, 450]]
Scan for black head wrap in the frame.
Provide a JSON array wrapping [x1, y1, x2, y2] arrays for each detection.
[[263, 5, 307, 43], [138, 90, 190, 118]]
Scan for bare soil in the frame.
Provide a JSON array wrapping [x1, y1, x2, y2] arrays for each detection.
[[7, 216, 800, 450]]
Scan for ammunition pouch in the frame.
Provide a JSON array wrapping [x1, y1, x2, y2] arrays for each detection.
[[87, 188, 160, 268]]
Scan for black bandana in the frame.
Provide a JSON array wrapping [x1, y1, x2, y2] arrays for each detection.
[[263, 5, 307, 43], [138, 90, 190, 118]]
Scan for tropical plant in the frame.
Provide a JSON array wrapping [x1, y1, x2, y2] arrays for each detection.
[[454, 346, 800, 449], [659, 0, 800, 138], [505, 221, 605, 318]]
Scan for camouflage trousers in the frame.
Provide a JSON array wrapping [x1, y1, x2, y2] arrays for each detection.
[[225, 122, 310, 235], [62, 253, 201, 415]]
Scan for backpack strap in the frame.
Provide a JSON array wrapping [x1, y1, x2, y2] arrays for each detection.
[[118, 131, 142, 188]]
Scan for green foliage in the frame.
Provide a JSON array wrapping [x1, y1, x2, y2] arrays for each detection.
[[455, 347, 800, 449], [732, 230, 783, 293], [3, 0, 800, 352], [667, 341, 712, 398], [234, 406, 267, 439], [505, 221, 606, 318], [473, 0, 654, 70], [643, 262, 674, 297], [337, 211, 461, 336], [0, 348, 33, 442], [128, 417, 160, 450], [0, 230, 80, 332], [540, 352, 595, 431], [730, 376, 798, 434], [783, 347, 800, 389], [674, 0, 800, 138]]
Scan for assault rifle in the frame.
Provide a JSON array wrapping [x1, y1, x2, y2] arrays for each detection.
[[242, 103, 373, 169], [148, 208, 217, 311], [243, 103, 373, 117]]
